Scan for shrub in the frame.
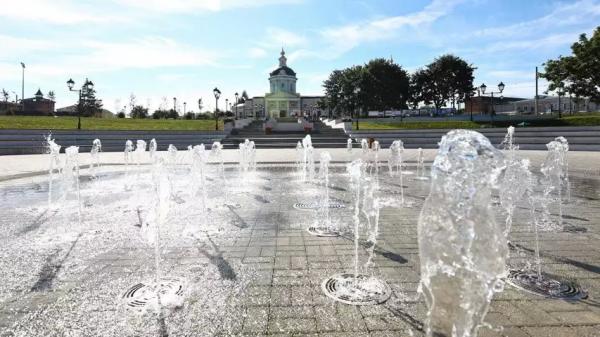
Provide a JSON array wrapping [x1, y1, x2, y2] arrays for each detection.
[[183, 112, 195, 120], [117, 112, 126, 118]]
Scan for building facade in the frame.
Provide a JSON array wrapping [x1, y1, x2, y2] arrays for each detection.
[[21, 89, 55, 115], [237, 49, 324, 120]]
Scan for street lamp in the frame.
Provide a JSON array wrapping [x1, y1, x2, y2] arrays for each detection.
[[183, 102, 187, 115], [225, 98, 229, 117], [20, 62, 25, 113], [354, 87, 361, 130], [173, 97, 177, 113], [557, 85, 564, 119], [213, 87, 221, 131], [478, 82, 505, 127], [234, 92, 239, 119], [198, 98, 203, 113], [67, 78, 94, 130]]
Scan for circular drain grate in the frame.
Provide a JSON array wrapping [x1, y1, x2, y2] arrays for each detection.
[[293, 202, 345, 210], [122, 277, 185, 310], [507, 270, 587, 300], [562, 225, 588, 233], [307, 226, 339, 237], [322, 273, 391, 305]]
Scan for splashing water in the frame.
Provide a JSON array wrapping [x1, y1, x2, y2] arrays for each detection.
[[295, 141, 304, 178], [540, 138, 569, 229], [388, 140, 405, 203], [414, 148, 429, 181], [149, 138, 157, 160], [90, 139, 102, 178], [46, 135, 62, 209], [64, 146, 82, 226], [500, 158, 532, 237], [555, 136, 571, 202], [347, 138, 353, 152], [135, 140, 147, 168], [311, 151, 337, 236], [418, 130, 507, 337], [191, 144, 209, 219], [124, 140, 134, 190]]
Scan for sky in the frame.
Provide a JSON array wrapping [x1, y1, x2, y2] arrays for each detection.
[[1, 0, 599, 113]]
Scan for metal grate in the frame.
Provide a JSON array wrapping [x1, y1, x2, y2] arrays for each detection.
[[293, 202, 345, 210], [321, 273, 391, 305], [122, 277, 185, 309], [307, 226, 339, 237], [507, 270, 587, 300]]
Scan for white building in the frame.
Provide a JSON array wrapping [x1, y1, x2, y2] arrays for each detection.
[[236, 49, 324, 120]]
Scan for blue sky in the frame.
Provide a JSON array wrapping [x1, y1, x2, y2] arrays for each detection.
[[1, 0, 599, 113]]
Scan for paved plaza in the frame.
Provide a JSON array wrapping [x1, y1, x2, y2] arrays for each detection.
[[0, 149, 599, 336]]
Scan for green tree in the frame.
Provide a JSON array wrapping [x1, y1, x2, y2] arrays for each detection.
[[78, 79, 103, 117], [130, 105, 148, 119], [410, 54, 475, 111], [47, 91, 56, 102], [363, 58, 410, 111], [542, 26, 600, 103]]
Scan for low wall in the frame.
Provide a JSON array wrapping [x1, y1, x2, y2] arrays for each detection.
[[0, 129, 228, 155]]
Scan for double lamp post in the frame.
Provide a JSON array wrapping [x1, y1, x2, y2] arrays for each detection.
[[477, 81, 505, 127], [67, 78, 94, 130]]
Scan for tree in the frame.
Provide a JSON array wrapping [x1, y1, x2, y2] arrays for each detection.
[[78, 79, 103, 117], [240, 90, 249, 103], [542, 26, 600, 103], [128, 93, 137, 115], [411, 54, 475, 111], [47, 91, 56, 102], [363, 58, 410, 111], [130, 105, 148, 119], [117, 112, 126, 118], [183, 112, 195, 120]]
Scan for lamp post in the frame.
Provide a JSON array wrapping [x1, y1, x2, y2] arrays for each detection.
[[479, 82, 505, 127], [173, 97, 177, 113], [213, 87, 221, 131], [354, 87, 361, 130], [183, 102, 187, 115], [20, 62, 25, 113], [225, 98, 229, 118], [234, 92, 239, 119], [557, 85, 564, 119], [67, 78, 93, 130], [198, 98, 203, 115]]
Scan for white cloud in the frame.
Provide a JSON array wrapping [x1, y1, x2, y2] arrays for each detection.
[[0, 0, 122, 24], [265, 27, 307, 47], [297, 0, 466, 60], [114, 0, 303, 12], [248, 47, 268, 58], [474, 0, 600, 39]]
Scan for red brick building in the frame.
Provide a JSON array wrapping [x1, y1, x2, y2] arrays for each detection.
[[21, 89, 55, 115]]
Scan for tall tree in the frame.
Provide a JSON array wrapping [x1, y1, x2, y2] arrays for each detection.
[[364, 58, 410, 111], [47, 91, 56, 102], [542, 26, 600, 102], [411, 54, 475, 111], [79, 79, 103, 117]]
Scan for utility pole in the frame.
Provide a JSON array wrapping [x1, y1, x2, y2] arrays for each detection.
[[534, 67, 539, 116]]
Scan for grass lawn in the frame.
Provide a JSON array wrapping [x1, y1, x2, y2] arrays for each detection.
[[0, 116, 224, 131], [356, 113, 600, 130]]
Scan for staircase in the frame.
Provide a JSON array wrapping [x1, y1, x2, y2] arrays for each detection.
[[222, 120, 351, 149]]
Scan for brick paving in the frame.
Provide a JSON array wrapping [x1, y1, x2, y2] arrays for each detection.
[[0, 158, 598, 336]]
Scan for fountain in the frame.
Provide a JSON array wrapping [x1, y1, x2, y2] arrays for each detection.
[[90, 139, 102, 178], [122, 157, 185, 323], [190, 144, 209, 214], [63, 146, 82, 225], [388, 140, 407, 204], [321, 159, 391, 305], [307, 151, 339, 237], [347, 138, 353, 152], [295, 141, 304, 177], [539, 138, 569, 229], [46, 135, 62, 209], [499, 158, 532, 237], [166, 144, 179, 200], [506, 138, 587, 300], [124, 140, 134, 190], [369, 140, 380, 174], [135, 140, 147, 169], [149, 138, 158, 160], [413, 148, 429, 181], [418, 130, 507, 337]]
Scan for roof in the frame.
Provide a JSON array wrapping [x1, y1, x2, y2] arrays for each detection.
[[270, 66, 296, 77]]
